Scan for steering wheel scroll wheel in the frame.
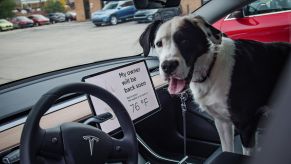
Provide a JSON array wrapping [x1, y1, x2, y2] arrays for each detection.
[[20, 82, 138, 164]]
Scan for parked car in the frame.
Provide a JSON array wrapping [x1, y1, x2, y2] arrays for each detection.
[[28, 14, 50, 26], [65, 11, 77, 21], [47, 12, 66, 23], [213, 0, 291, 43], [11, 16, 34, 28], [0, 19, 13, 31], [134, 7, 181, 23], [91, 0, 137, 26]]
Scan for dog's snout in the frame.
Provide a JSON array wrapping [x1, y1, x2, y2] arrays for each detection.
[[161, 60, 179, 74]]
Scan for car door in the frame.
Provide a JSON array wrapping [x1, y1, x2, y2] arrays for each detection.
[[10, 18, 16, 27], [11, 18, 20, 28], [124, 1, 137, 18], [28, 16, 35, 24], [219, 0, 291, 42], [117, 1, 136, 19]]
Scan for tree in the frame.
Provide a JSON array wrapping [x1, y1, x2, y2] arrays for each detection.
[[0, 0, 16, 19], [59, 0, 66, 7], [43, 0, 65, 13]]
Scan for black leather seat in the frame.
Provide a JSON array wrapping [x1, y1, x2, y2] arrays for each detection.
[[204, 136, 245, 164], [204, 126, 264, 164], [207, 152, 249, 164]]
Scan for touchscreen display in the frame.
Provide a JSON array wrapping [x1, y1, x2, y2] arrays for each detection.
[[83, 61, 160, 133]]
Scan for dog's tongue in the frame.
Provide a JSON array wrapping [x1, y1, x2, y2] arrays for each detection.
[[168, 77, 186, 95]]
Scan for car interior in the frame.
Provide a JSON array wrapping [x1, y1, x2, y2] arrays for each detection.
[[1, 0, 291, 163]]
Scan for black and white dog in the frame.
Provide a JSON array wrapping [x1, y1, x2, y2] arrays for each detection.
[[139, 16, 291, 155]]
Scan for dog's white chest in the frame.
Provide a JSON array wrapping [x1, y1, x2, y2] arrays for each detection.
[[190, 80, 231, 121], [190, 38, 236, 121]]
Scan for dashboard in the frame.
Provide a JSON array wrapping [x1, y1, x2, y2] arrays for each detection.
[[0, 56, 166, 153]]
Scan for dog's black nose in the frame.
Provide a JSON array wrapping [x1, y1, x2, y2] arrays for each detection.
[[161, 60, 179, 74]]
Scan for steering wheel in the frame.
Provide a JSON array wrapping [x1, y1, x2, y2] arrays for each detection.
[[20, 83, 138, 164]]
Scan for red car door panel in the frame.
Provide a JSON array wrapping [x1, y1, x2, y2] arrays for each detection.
[[221, 11, 291, 42], [214, 0, 291, 43]]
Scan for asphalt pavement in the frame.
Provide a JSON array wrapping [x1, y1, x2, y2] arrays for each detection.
[[0, 21, 149, 85]]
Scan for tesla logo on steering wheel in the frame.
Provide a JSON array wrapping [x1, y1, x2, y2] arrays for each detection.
[[83, 135, 100, 156]]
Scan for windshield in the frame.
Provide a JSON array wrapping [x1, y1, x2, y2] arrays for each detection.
[[0, 19, 8, 23], [17, 16, 30, 21], [0, 0, 187, 85], [103, 2, 119, 10], [56, 12, 65, 16], [33, 15, 47, 19]]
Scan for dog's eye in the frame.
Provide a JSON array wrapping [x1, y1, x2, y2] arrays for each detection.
[[156, 41, 163, 48]]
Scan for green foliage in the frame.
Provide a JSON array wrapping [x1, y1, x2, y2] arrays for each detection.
[[43, 0, 65, 13], [0, 0, 16, 19]]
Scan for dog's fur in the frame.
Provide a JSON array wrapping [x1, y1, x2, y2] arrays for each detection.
[[139, 16, 291, 155]]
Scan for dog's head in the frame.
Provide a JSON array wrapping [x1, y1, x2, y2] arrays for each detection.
[[140, 16, 222, 95]]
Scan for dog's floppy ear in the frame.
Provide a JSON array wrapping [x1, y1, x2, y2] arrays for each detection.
[[192, 16, 222, 45], [139, 20, 163, 57]]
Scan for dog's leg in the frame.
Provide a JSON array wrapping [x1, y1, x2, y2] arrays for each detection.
[[242, 146, 253, 156], [255, 130, 262, 152], [214, 119, 234, 153], [240, 130, 256, 155], [241, 130, 260, 155]]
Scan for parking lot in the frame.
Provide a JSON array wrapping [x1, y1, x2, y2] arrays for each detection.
[[0, 21, 149, 85]]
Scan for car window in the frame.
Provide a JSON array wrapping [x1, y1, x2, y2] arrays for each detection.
[[103, 2, 119, 10], [17, 16, 29, 21], [122, 1, 133, 7], [34, 15, 45, 19], [128, 1, 134, 6], [244, 0, 291, 16], [0, 0, 189, 86]]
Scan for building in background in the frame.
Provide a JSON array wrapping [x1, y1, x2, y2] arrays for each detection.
[[180, 0, 201, 15], [75, 0, 102, 21], [15, 0, 47, 8]]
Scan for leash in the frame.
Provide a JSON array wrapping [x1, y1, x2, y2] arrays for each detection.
[[178, 90, 191, 163], [177, 45, 220, 163]]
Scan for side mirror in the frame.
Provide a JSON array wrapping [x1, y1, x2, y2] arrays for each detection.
[[117, 7, 121, 10], [232, 10, 244, 19]]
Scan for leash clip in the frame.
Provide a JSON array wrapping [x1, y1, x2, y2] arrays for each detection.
[[179, 91, 188, 112]]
